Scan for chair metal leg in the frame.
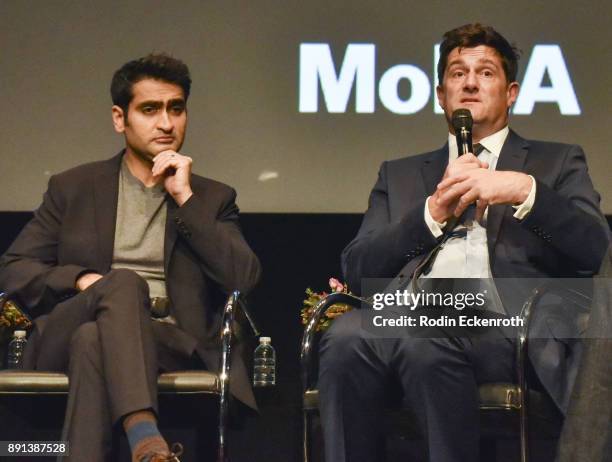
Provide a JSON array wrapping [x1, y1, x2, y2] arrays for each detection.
[[218, 398, 228, 462], [517, 287, 540, 462], [303, 410, 311, 462], [218, 291, 241, 462], [519, 388, 529, 462], [217, 369, 229, 462]]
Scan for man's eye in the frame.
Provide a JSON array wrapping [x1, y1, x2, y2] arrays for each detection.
[[142, 106, 157, 114], [452, 71, 464, 78], [482, 70, 493, 77], [170, 105, 185, 114]]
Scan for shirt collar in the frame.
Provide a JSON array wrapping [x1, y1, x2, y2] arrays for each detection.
[[120, 156, 166, 196], [448, 126, 509, 161]]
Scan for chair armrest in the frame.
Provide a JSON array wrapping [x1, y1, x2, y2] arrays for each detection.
[[218, 290, 259, 451], [219, 290, 260, 380], [300, 292, 371, 392]]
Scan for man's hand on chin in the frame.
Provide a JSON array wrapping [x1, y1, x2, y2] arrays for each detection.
[[151, 150, 194, 206]]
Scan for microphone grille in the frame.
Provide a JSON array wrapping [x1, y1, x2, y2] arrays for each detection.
[[452, 109, 473, 131]]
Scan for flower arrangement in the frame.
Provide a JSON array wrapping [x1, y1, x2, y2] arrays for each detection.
[[300, 278, 354, 331], [0, 293, 31, 345]]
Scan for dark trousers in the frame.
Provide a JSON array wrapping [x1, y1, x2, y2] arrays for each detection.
[[26, 269, 202, 462], [318, 308, 515, 462]]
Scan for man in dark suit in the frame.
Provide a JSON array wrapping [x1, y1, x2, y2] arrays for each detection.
[[318, 24, 609, 462], [0, 54, 261, 462]]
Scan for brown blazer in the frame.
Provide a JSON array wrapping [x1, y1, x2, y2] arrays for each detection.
[[0, 151, 262, 408]]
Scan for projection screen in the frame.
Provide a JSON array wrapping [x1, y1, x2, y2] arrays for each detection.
[[1, 0, 610, 213]]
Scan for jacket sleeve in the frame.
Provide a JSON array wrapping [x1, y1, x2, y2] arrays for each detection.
[[0, 175, 90, 312], [169, 186, 261, 295], [521, 144, 610, 274], [341, 161, 438, 294]]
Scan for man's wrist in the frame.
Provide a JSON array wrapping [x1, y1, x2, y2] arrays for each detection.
[[75, 272, 103, 291], [425, 196, 446, 238], [512, 175, 536, 220], [513, 173, 534, 205], [173, 190, 194, 207]]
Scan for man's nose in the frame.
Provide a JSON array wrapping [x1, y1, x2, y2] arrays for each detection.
[[463, 70, 479, 91], [157, 110, 173, 132]]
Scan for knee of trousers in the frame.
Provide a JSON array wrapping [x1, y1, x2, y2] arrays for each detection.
[[393, 337, 466, 379], [69, 322, 102, 369], [102, 268, 149, 295], [92, 269, 151, 318], [319, 309, 373, 369]]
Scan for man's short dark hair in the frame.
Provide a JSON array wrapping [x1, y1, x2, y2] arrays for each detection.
[[437, 23, 520, 85], [110, 53, 192, 115]]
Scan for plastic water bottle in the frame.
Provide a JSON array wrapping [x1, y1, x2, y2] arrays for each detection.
[[253, 337, 276, 387], [7, 330, 27, 369]]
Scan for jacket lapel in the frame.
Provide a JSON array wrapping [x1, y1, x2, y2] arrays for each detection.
[[164, 199, 178, 276], [487, 130, 530, 259], [421, 145, 448, 195], [93, 152, 123, 273]]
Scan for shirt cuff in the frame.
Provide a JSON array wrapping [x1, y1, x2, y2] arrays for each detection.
[[512, 175, 536, 220], [424, 196, 446, 238]]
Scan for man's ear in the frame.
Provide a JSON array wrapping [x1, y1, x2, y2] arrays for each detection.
[[506, 81, 520, 108], [111, 105, 126, 133], [436, 84, 446, 111]]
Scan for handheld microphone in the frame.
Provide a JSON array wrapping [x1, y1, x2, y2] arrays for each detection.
[[446, 108, 477, 229], [452, 109, 473, 156], [410, 112, 475, 287]]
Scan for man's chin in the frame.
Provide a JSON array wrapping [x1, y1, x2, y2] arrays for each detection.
[[152, 141, 183, 155], [126, 149, 156, 164], [444, 105, 480, 122], [455, 103, 481, 115], [465, 109, 485, 125], [151, 144, 179, 156]]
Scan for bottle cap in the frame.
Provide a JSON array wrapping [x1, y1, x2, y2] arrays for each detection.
[[13, 330, 27, 338], [259, 336, 271, 344]]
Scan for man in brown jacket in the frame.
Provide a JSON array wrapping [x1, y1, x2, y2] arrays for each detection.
[[0, 54, 261, 462]]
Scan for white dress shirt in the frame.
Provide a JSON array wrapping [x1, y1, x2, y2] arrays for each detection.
[[421, 126, 536, 280]]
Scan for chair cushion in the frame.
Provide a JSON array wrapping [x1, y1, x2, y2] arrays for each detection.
[[304, 382, 521, 411], [158, 370, 220, 394], [478, 383, 521, 410], [0, 371, 68, 394], [0, 370, 220, 395], [303, 389, 319, 410]]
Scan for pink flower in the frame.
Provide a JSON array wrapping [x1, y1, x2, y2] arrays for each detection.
[[328, 278, 345, 293]]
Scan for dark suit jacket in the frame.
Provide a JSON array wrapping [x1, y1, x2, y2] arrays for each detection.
[[0, 151, 262, 408], [341, 130, 610, 411]]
